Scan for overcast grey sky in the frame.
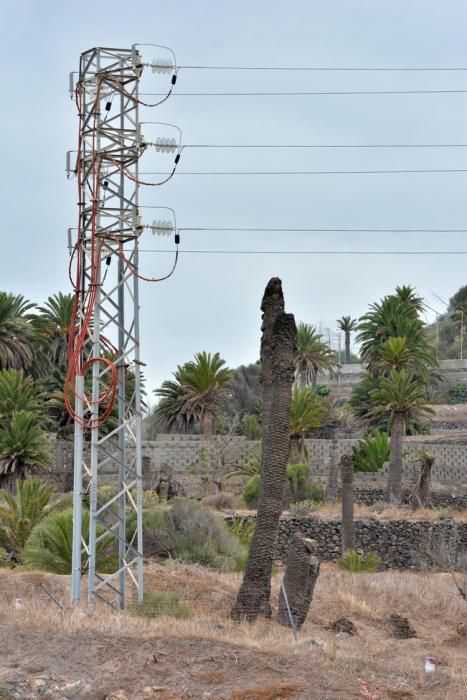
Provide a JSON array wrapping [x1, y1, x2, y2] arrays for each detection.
[[1, 1, 466, 398]]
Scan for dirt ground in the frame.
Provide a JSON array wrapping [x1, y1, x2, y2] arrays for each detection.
[[0, 563, 466, 699]]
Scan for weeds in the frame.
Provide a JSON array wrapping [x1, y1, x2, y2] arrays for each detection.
[[129, 591, 192, 619], [338, 550, 381, 573]]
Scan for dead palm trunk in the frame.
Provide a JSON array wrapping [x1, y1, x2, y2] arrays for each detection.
[[387, 411, 405, 504], [340, 454, 354, 552], [326, 436, 339, 501], [410, 452, 434, 508], [260, 278, 285, 432], [231, 309, 297, 622], [278, 534, 320, 630]]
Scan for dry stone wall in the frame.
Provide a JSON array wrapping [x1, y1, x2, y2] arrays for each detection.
[[224, 515, 467, 570]]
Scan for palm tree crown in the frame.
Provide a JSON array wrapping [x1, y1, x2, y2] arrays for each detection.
[[337, 316, 358, 334], [0, 293, 36, 372], [155, 352, 233, 435], [37, 292, 75, 365], [357, 288, 436, 378], [295, 323, 339, 388]]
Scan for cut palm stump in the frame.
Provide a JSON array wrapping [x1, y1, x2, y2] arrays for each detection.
[[278, 534, 320, 631]]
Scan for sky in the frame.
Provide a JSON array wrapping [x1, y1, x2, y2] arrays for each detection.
[[1, 1, 466, 401]]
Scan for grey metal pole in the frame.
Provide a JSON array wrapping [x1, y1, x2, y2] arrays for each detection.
[[88, 267, 101, 607], [133, 78, 144, 603], [87, 47, 101, 607], [71, 374, 84, 604], [117, 56, 127, 609]]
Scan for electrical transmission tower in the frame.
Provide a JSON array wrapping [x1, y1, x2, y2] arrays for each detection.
[[67, 46, 179, 608]]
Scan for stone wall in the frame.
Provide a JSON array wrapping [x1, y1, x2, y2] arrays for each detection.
[[224, 515, 467, 570], [323, 358, 467, 401], [352, 487, 467, 510], [305, 438, 467, 486], [276, 516, 467, 569], [50, 433, 467, 491]]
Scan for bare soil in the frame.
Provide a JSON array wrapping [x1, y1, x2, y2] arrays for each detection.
[[0, 563, 466, 699]]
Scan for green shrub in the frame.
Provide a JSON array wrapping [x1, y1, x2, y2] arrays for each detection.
[[48, 492, 74, 514], [243, 474, 260, 507], [338, 549, 381, 573], [286, 463, 309, 494], [128, 499, 245, 571], [227, 517, 256, 547], [301, 482, 324, 503], [129, 591, 191, 619], [141, 490, 160, 510], [226, 454, 261, 480], [448, 382, 467, 404], [0, 547, 13, 568], [23, 508, 116, 575], [242, 466, 324, 507], [285, 464, 324, 505], [241, 413, 262, 440], [353, 430, 390, 473]]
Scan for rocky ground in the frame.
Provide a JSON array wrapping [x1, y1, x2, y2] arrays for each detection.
[[0, 563, 466, 699]]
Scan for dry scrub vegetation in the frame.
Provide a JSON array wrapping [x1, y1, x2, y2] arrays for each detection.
[[283, 503, 467, 522], [1, 562, 466, 699]]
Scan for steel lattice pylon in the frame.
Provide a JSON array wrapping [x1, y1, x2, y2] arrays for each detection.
[[69, 47, 145, 608]]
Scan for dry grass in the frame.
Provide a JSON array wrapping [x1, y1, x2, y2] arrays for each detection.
[[225, 503, 467, 522], [307, 502, 467, 522], [1, 563, 467, 698]]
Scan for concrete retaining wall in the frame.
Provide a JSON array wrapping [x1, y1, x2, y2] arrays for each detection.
[[50, 434, 467, 491]]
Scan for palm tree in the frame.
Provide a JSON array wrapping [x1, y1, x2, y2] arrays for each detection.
[[394, 285, 425, 316], [179, 352, 233, 435], [0, 477, 53, 561], [369, 369, 434, 503], [23, 508, 114, 575], [0, 411, 51, 489], [0, 369, 43, 421], [289, 386, 331, 463], [154, 354, 233, 435], [337, 316, 357, 364], [0, 293, 36, 372], [36, 292, 75, 366], [154, 367, 195, 433], [357, 288, 436, 378], [295, 323, 339, 388]]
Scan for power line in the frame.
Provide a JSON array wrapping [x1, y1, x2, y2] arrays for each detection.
[[177, 65, 467, 72], [184, 143, 467, 149], [141, 168, 467, 176], [175, 227, 467, 233], [140, 89, 467, 97], [138, 249, 467, 255]]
